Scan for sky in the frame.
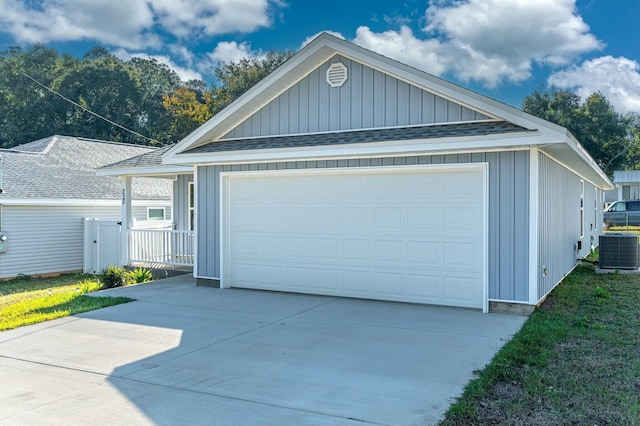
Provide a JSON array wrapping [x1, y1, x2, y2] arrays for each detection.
[[0, 0, 639, 114]]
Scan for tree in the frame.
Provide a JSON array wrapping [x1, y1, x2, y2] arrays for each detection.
[[523, 89, 634, 175], [162, 87, 212, 142]]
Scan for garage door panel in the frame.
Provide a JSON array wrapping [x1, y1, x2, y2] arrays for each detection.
[[374, 208, 404, 231], [343, 239, 371, 262], [374, 272, 405, 296], [443, 275, 482, 307], [224, 167, 486, 309], [407, 274, 440, 302], [343, 270, 372, 294], [443, 241, 482, 271]]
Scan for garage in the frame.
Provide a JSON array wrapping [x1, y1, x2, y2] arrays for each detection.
[[221, 164, 487, 310]]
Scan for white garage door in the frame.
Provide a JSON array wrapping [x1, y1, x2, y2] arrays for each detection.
[[222, 165, 487, 310]]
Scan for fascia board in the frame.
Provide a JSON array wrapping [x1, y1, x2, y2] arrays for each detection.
[[166, 131, 544, 165], [96, 165, 193, 177]]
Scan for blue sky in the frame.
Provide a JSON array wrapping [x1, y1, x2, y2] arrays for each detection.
[[1, 0, 639, 114]]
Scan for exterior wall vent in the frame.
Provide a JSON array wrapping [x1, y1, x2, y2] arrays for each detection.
[[326, 62, 348, 87]]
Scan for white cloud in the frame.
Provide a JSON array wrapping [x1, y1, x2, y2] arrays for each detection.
[[198, 41, 264, 75], [0, 0, 159, 49], [353, 0, 602, 88], [549, 56, 640, 114], [0, 0, 279, 48], [354, 26, 448, 77], [113, 49, 203, 82], [150, 0, 272, 37]]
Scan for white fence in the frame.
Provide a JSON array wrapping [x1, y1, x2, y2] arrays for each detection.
[[128, 229, 195, 266]]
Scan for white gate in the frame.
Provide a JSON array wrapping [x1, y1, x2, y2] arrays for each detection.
[[83, 218, 122, 274]]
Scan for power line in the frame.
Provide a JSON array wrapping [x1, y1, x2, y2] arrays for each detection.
[[0, 56, 157, 144]]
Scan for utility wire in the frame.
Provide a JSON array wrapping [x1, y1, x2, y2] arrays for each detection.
[[0, 57, 157, 144]]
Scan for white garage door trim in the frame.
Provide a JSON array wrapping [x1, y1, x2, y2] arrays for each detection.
[[220, 163, 489, 312]]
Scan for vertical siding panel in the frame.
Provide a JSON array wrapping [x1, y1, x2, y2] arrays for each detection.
[[361, 65, 374, 128], [513, 151, 530, 301], [251, 113, 260, 136], [434, 96, 447, 122], [339, 59, 351, 130], [279, 92, 289, 134], [308, 69, 319, 133], [485, 152, 500, 300], [447, 101, 462, 122], [298, 77, 309, 133], [422, 92, 435, 123], [385, 75, 397, 126], [260, 105, 270, 135], [350, 61, 363, 129], [461, 106, 475, 121], [318, 64, 330, 132], [397, 80, 410, 126], [289, 83, 299, 134], [499, 152, 515, 299], [409, 85, 422, 125], [372, 69, 385, 127]]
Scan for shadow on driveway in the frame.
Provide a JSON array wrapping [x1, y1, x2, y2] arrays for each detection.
[[0, 275, 526, 425]]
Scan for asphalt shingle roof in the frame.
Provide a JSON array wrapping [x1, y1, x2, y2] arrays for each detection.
[[100, 144, 174, 169], [185, 121, 531, 154], [0, 136, 170, 200]]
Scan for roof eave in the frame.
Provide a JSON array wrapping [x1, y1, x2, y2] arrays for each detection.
[[96, 165, 193, 177]]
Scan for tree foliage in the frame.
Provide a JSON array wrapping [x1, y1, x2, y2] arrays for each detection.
[[0, 44, 291, 148], [523, 88, 637, 175]]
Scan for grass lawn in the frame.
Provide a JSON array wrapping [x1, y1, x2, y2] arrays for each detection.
[[0, 273, 133, 331], [441, 258, 640, 425]]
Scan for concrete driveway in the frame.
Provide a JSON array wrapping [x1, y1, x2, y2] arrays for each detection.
[[0, 275, 526, 425]]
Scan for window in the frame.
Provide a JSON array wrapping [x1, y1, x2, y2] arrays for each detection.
[[188, 182, 195, 231], [580, 180, 584, 238], [610, 201, 626, 212], [147, 207, 165, 221]]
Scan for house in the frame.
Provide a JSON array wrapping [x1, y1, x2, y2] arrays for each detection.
[[100, 33, 613, 313], [0, 135, 172, 279], [610, 170, 640, 202]]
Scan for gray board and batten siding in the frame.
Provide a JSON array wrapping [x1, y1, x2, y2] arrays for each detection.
[[173, 174, 194, 232], [537, 152, 602, 302], [222, 55, 492, 140], [196, 150, 530, 304]]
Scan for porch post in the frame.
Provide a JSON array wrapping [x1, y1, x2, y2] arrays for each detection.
[[121, 176, 132, 265]]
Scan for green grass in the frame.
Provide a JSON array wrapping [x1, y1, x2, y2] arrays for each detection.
[[0, 273, 133, 331], [440, 257, 640, 425]]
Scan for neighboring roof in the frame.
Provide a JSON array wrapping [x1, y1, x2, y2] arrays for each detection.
[[613, 170, 640, 184], [96, 143, 193, 177], [0, 135, 171, 201], [186, 121, 531, 154]]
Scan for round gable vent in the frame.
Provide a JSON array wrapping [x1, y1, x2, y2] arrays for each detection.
[[326, 62, 348, 88]]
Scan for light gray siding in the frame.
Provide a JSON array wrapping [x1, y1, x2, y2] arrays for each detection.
[[0, 204, 166, 279], [195, 150, 530, 302], [173, 174, 194, 231], [223, 55, 491, 139], [537, 152, 602, 301]]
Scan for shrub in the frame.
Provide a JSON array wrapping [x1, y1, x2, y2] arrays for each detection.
[[77, 278, 103, 293], [100, 265, 129, 288], [127, 267, 153, 284]]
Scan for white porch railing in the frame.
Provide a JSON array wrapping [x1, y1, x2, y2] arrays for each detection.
[[128, 229, 194, 266]]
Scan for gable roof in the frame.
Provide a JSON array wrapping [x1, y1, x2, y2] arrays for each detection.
[[160, 32, 611, 189], [0, 135, 170, 201]]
